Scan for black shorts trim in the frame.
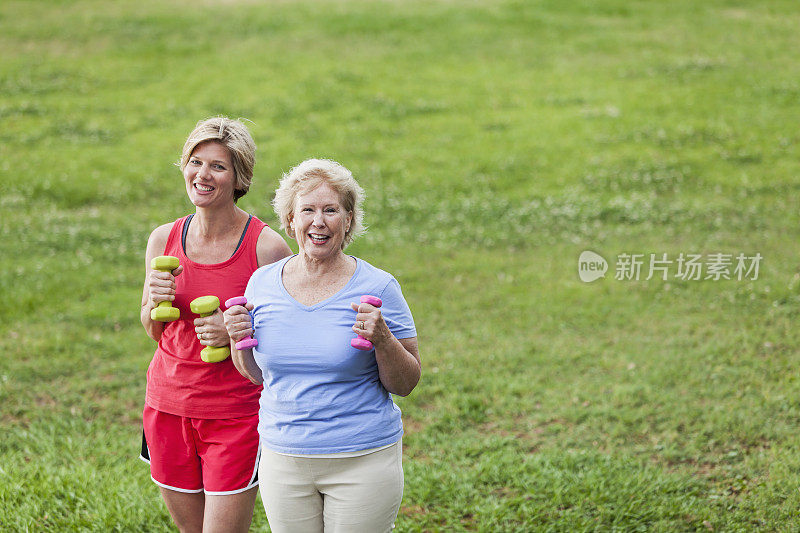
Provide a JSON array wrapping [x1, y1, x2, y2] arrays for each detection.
[[140, 429, 151, 463]]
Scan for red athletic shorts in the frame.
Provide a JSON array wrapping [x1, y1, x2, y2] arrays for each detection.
[[140, 405, 260, 495]]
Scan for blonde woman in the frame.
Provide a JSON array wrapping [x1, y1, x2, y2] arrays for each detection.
[[224, 159, 421, 532], [140, 117, 291, 532]]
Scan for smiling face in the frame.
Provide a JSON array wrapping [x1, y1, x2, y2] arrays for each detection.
[[183, 141, 236, 208], [290, 182, 353, 261]]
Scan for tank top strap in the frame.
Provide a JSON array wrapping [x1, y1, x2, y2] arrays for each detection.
[[163, 216, 190, 256], [232, 215, 253, 255], [240, 215, 267, 265]]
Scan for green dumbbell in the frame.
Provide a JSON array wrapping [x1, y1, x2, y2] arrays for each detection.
[[190, 295, 231, 363], [150, 256, 181, 322]]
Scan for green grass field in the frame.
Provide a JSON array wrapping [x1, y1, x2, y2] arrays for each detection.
[[2, 0, 799, 530]]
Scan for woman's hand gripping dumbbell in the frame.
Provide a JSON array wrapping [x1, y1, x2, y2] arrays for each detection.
[[224, 297, 258, 350], [350, 295, 384, 350], [149, 256, 182, 322], [190, 296, 231, 363]]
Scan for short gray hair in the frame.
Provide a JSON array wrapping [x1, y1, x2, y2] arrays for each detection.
[[272, 159, 366, 248]]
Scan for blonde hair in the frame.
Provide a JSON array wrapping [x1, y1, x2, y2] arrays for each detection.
[[272, 159, 366, 249], [179, 117, 256, 202]]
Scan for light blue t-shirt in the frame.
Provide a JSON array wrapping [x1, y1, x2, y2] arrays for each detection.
[[245, 255, 417, 454]]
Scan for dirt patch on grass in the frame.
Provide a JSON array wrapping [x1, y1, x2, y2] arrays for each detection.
[[399, 504, 430, 518], [479, 416, 573, 453], [721, 8, 750, 20], [403, 414, 428, 435]]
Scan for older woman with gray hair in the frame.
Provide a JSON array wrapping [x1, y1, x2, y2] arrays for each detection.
[[223, 158, 420, 533]]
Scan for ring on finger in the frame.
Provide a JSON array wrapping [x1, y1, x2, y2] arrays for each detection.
[[359, 321, 365, 329]]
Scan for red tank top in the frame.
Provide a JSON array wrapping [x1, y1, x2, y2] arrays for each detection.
[[145, 215, 266, 418]]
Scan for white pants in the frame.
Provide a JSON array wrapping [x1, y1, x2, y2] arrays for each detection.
[[258, 442, 404, 533]]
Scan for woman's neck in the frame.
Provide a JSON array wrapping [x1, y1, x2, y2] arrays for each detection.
[[193, 204, 245, 238], [291, 251, 353, 278]]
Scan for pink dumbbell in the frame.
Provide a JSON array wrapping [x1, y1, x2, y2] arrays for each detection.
[[351, 295, 383, 350], [224, 296, 259, 350]]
